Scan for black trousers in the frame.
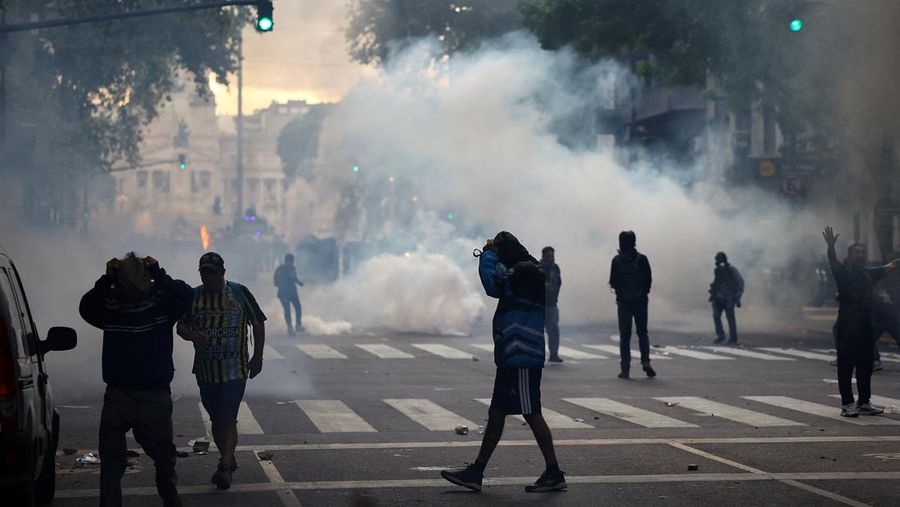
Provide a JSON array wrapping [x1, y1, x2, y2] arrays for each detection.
[[712, 298, 738, 342], [835, 314, 874, 406], [99, 386, 179, 507], [618, 299, 650, 371], [545, 305, 560, 358], [280, 292, 302, 331]]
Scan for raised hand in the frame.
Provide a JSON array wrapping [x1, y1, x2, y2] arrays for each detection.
[[822, 226, 840, 246]]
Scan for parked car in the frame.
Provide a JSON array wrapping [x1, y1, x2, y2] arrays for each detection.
[[0, 246, 76, 505]]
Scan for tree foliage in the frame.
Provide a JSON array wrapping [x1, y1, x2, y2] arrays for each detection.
[[346, 0, 523, 65], [276, 105, 333, 182]]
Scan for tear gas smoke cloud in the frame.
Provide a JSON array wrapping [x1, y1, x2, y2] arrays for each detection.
[[293, 33, 822, 332]]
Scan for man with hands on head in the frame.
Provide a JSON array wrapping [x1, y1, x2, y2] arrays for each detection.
[[80, 253, 194, 507], [176, 252, 267, 491], [823, 226, 900, 417]]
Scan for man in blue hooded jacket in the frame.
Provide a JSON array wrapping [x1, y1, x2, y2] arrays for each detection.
[[441, 231, 566, 493]]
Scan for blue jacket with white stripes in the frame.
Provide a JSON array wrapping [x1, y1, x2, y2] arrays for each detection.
[[479, 250, 546, 368]]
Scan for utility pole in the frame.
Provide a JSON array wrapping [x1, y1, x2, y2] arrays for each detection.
[[236, 34, 244, 221]]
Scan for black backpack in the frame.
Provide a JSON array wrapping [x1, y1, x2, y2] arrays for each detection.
[[616, 254, 644, 300]]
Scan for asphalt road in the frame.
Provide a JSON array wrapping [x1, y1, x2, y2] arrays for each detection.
[[49, 322, 900, 506]]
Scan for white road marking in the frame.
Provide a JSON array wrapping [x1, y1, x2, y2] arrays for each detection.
[[471, 343, 494, 353], [829, 394, 900, 410], [669, 442, 867, 507], [412, 343, 471, 359], [563, 398, 697, 428], [657, 347, 733, 360], [557, 346, 607, 360], [744, 396, 900, 426], [55, 472, 900, 498], [264, 345, 285, 360], [199, 401, 264, 435], [656, 397, 805, 427], [295, 344, 348, 359], [700, 347, 796, 361], [384, 399, 477, 431], [475, 399, 593, 429], [355, 344, 415, 359], [294, 400, 377, 433], [815, 348, 900, 363], [255, 450, 303, 507], [584, 344, 671, 359], [757, 348, 834, 361]]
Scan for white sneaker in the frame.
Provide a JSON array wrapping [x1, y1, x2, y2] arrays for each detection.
[[841, 403, 859, 417], [856, 402, 884, 416]]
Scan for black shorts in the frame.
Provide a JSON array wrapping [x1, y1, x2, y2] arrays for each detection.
[[489, 367, 542, 415]]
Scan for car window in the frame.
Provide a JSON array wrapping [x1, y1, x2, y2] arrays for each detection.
[[0, 268, 29, 358]]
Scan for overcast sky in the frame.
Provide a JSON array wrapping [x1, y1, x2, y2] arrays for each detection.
[[211, 0, 374, 116]]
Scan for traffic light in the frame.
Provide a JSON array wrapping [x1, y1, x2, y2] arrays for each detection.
[[255, 1, 274, 32], [789, 18, 804, 32], [352, 165, 360, 174], [178, 153, 187, 171]]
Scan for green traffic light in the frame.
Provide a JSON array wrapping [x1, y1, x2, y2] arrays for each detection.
[[257, 16, 273, 32], [789, 18, 803, 32], [352, 165, 360, 173], [179, 163, 186, 171], [447, 212, 455, 221]]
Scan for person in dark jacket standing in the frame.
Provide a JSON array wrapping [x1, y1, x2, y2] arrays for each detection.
[[542, 246, 563, 363], [442, 232, 566, 493], [273, 253, 304, 336], [79, 253, 194, 507], [609, 230, 655, 379], [823, 226, 899, 417], [710, 252, 744, 344]]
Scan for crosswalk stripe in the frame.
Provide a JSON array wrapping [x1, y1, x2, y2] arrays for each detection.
[[474, 399, 593, 429], [557, 346, 607, 360], [563, 398, 697, 428], [355, 344, 415, 359], [828, 394, 900, 409], [199, 401, 264, 435], [700, 347, 796, 361], [294, 400, 377, 433], [743, 396, 900, 426], [264, 345, 285, 360], [656, 347, 733, 360], [295, 344, 348, 359], [584, 344, 672, 360], [384, 399, 477, 431], [656, 397, 805, 427], [412, 344, 471, 359], [814, 348, 900, 364], [757, 348, 834, 361]]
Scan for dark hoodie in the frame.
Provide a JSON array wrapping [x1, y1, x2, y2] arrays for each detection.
[[79, 265, 194, 390], [609, 232, 652, 302]]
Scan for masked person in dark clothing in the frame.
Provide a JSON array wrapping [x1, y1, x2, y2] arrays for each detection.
[[273, 254, 304, 336], [709, 252, 744, 344], [823, 226, 899, 417], [79, 253, 194, 507], [442, 232, 566, 493], [609, 231, 655, 379], [542, 246, 562, 363]]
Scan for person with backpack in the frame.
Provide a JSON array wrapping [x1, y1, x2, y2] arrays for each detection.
[[441, 231, 566, 493], [709, 252, 744, 344], [176, 252, 267, 490], [609, 230, 655, 379]]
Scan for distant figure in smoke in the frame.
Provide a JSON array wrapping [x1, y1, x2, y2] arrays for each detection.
[[871, 252, 900, 371], [823, 226, 899, 417], [176, 252, 267, 490], [609, 231, 656, 379], [442, 232, 566, 493], [709, 252, 744, 345], [542, 246, 563, 363], [79, 253, 194, 507], [273, 253, 304, 336]]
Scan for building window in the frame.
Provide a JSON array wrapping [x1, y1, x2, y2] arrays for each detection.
[[153, 171, 170, 193], [200, 171, 211, 189], [264, 178, 276, 194], [191, 172, 199, 193], [247, 178, 259, 193], [137, 170, 148, 189]]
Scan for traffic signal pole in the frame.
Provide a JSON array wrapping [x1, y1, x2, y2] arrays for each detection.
[[0, 1, 262, 34]]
